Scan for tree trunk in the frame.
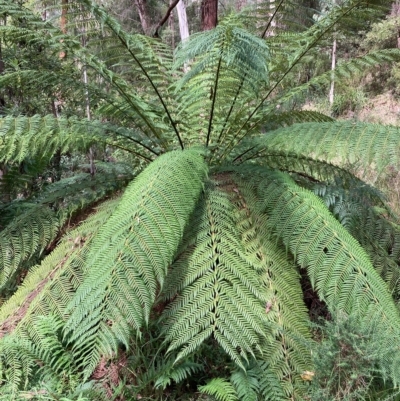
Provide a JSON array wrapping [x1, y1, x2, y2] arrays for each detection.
[[0, 17, 5, 114], [177, 0, 189, 42], [59, 0, 68, 59], [134, 0, 150, 34], [329, 37, 337, 107], [201, 0, 218, 31]]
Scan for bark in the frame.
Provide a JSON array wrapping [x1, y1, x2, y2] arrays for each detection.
[[329, 37, 337, 107], [154, 0, 180, 38], [134, 0, 150, 34], [201, 0, 218, 31], [0, 18, 5, 113], [59, 0, 68, 59], [177, 0, 189, 42], [169, 0, 175, 49]]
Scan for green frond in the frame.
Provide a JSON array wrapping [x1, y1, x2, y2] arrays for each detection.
[[228, 173, 312, 398], [199, 378, 238, 401], [229, 139, 389, 223], [64, 148, 208, 378], [230, 364, 260, 401], [0, 205, 60, 293], [154, 360, 203, 390], [161, 182, 270, 368], [229, 360, 288, 401], [0, 164, 133, 294], [0, 115, 160, 162], [309, 182, 400, 298], [234, 167, 400, 348], [0, 198, 119, 333], [162, 173, 311, 396], [265, 49, 400, 114], [242, 121, 400, 176], [264, 110, 334, 130], [173, 15, 270, 147], [0, 198, 118, 392]]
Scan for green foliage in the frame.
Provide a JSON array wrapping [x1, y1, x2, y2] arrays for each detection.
[[1, 0, 400, 400], [309, 312, 400, 401]]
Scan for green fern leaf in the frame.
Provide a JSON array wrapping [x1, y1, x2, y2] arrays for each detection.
[[199, 378, 238, 401], [64, 148, 208, 377]]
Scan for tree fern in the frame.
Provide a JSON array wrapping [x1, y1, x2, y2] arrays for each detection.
[[2, 0, 400, 399]]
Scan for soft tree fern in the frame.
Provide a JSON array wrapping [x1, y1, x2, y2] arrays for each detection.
[[1, 0, 400, 400]]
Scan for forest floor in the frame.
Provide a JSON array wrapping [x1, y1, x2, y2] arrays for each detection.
[[350, 92, 400, 125]]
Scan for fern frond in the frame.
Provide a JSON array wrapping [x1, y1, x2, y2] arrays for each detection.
[[240, 122, 400, 176], [310, 182, 400, 298], [263, 48, 400, 117], [0, 199, 118, 392], [154, 360, 203, 390], [199, 378, 238, 401], [228, 173, 312, 398], [230, 364, 259, 401], [0, 198, 119, 334], [64, 148, 208, 378], [0, 163, 133, 293], [237, 167, 400, 337], [162, 173, 311, 393], [264, 110, 334, 130], [0, 205, 60, 292], [173, 15, 270, 147]]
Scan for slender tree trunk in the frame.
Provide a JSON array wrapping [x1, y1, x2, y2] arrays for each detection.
[[169, 0, 175, 49], [134, 0, 150, 34], [81, 26, 95, 176], [0, 17, 5, 114], [177, 0, 189, 42], [59, 0, 68, 59], [201, 0, 218, 31], [329, 36, 337, 107]]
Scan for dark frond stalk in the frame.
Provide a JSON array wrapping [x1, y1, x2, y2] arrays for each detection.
[[101, 98, 161, 155], [110, 143, 154, 162], [232, 145, 257, 163], [101, 75, 167, 147], [206, 57, 222, 147], [261, 0, 286, 39], [105, 24, 185, 149]]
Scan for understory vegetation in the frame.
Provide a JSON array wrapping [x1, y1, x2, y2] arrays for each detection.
[[1, 0, 400, 400]]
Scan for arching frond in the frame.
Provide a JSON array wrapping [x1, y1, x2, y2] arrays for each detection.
[[0, 163, 133, 294], [0, 115, 158, 162], [199, 378, 238, 401], [240, 122, 400, 176], [162, 173, 311, 397], [235, 167, 400, 361], [161, 182, 270, 368], [309, 182, 400, 298], [0, 205, 60, 293], [173, 14, 270, 147], [0, 198, 119, 392], [64, 148, 208, 377]]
